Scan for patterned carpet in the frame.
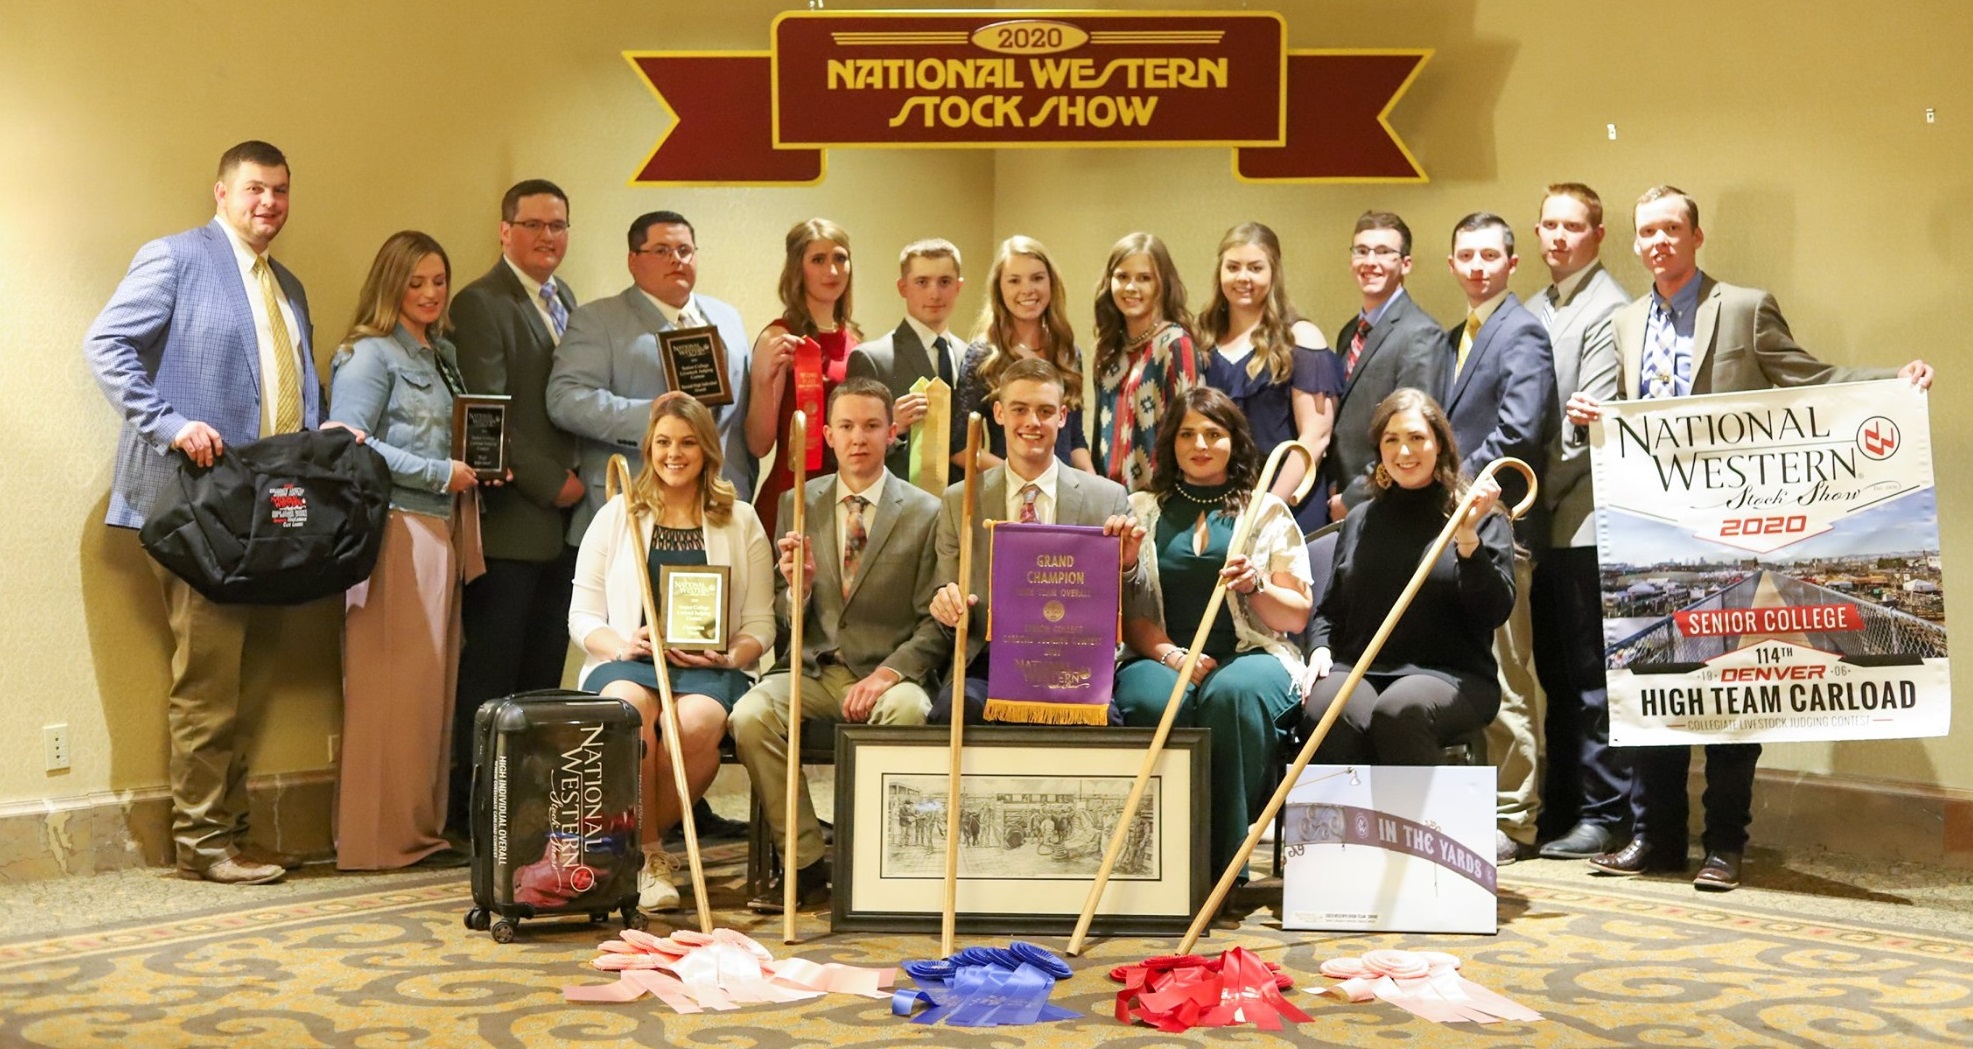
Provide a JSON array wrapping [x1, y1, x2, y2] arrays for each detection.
[[3, 854, 1970, 1049]]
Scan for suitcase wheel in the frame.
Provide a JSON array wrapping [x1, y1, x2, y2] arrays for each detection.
[[464, 908, 490, 932], [590, 911, 610, 924], [490, 920, 517, 944]]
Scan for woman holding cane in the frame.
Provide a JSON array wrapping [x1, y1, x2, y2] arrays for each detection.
[[569, 392, 775, 914], [1303, 387, 1514, 763], [1113, 386, 1312, 877]]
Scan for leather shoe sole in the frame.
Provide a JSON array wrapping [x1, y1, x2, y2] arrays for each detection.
[[182, 856, 285, 885], [1539, 823, 1621, 860], [1693, 851, 1742, 892]]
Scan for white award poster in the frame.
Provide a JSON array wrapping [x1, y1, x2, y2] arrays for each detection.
[[1590, 380, 1949, 746], [1280, 765, 1496, 934]]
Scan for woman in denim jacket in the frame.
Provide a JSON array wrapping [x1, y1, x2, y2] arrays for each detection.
[[328, 231, 488, 871]]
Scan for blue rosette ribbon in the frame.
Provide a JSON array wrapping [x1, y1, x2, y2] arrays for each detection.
[[893, 941, 1077, 1026]]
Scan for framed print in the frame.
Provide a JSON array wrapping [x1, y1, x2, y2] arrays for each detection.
[[451, 394, 511, 480], [659, 325, 735, 407], [831, 726, 1209, 935], [658, 564, 729, 651]]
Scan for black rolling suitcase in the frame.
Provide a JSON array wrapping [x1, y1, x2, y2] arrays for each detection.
[[463, 690, 645, 941]]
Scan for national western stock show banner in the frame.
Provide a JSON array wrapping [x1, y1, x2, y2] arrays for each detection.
[[625, 11, 1428, 184], [1591, 380, 1949, 746]]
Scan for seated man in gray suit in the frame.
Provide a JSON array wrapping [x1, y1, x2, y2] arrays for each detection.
[[728, 377, 948, 912], [928, 358, 1146, 725], [547, 209, 754, 545], [846, 238, 967, 483]]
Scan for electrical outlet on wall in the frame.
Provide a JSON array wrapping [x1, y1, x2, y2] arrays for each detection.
[[45, 724, 71, 772], [328, 734, 341, 764]]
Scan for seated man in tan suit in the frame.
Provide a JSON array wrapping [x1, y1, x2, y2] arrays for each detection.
[[728, 377, 949, 913]]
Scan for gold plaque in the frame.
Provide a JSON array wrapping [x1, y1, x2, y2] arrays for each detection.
[[659, 564, 730, 651]]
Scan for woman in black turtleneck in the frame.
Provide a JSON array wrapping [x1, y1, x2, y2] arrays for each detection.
[[1303, 387, 1515, 763]]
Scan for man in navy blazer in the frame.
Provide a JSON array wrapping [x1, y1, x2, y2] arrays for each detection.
[[1440, 211, 1558, 867], [547, 210, 754, 543], [83, 141, 320, 886]]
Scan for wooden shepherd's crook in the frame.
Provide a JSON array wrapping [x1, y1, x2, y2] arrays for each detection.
[[1066, 439, 1320, 956], [940, 413, 984, 956], [1174, 455, 1540, 955], [607, 454, 714, 934], [782, 411, 808, 942]]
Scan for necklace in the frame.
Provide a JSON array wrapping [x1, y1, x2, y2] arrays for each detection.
[[1174, 480, 1231, 507], [1123, 324, 1159, 352]]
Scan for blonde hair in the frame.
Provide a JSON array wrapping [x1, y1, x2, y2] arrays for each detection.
[[339, 231, 451, 350], [968, 235, 1083, 411], [776, 218, 861, 339], [1199, 221, 1301, 384], [1092, 231, 1194, 379], [628, 392, 735, 526]]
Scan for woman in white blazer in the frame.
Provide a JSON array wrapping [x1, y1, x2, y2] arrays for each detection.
[[569, 392, 775, 914]]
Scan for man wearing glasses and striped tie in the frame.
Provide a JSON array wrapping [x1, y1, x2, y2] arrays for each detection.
[[446, 180, 586, 836]]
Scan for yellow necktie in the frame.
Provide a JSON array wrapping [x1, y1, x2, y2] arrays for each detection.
[[253, 256, 304, 434], [1455, 313, 1480, 379]]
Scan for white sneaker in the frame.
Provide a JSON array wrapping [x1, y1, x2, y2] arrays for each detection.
[[638, 848, 682, 914]]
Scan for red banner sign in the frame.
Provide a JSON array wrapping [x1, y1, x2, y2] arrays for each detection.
[[628, 11, 1428, 185], [1673, 603, 1864, 639]]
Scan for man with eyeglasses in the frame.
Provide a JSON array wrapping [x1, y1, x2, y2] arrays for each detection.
[[549, 210, 755, 544], [445, 179, 586, 835], [1570, 185, 1933, 892], [1325, 211, 1448, 519]]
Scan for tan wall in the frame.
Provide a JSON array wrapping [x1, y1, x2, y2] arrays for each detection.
[[2, 0, 1967, 809]]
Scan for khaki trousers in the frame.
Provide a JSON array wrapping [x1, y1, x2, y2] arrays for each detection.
[[1488, 552, 1547, 845], [729, 665, 930, 870]]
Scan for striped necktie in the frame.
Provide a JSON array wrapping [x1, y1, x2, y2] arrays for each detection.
[[1019, 483, 1040, 523], [540, 279, 568, 338]]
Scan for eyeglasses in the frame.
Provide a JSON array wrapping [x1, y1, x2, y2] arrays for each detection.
[[1349, 246, 1403, 260], [509, 220, 570, 235], [633, 245, 697, 262]]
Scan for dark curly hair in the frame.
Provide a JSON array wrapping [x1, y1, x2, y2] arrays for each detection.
[[1149, 386, 1260, 518]]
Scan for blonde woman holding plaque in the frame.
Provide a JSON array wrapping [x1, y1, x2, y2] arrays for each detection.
[[569, 392, 775, 914]]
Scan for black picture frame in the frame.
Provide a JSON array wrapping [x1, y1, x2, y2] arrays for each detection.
[[451, 394, 511, 479]]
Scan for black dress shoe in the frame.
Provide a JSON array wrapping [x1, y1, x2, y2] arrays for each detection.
[[1692, 850, 1742, 891], [1539, 822, 1622, 860], [1587, 837, 1685, 876], [668, 800, 750, 843], [410, 845, 471, 869], [748, 861, 830, 914]]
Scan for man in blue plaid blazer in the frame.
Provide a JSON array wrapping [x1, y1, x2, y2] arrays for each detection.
[[83, 140, 320, 886]]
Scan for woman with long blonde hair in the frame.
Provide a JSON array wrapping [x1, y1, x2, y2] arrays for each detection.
[[1200, 221, 1343, 529], [569, 392, 775, 915], [328, 231, 486, 871], [951, 235, 1093, 472], [1093, 231, 1198, 492], [744, 218, 861, 534]]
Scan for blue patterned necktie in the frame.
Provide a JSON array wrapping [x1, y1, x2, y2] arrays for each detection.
[[540, 279, 568, 338], [1642, 299, 1688, 399]]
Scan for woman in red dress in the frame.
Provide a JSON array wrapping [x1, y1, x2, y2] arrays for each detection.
[[744, 218, 861, 535]]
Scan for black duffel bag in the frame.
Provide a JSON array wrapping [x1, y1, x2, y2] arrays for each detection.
[[140, 427, 393, 605]]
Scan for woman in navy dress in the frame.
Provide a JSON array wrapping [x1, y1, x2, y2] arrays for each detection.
[[1200, 222, 1343, 531]]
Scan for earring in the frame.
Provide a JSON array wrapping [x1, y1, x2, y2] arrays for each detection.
[[1374, 463, 1391, 487]]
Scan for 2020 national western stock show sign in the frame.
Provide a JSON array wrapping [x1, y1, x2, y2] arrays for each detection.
[[627, 11, 1427, 185], [1591, 380, 1950, 747]]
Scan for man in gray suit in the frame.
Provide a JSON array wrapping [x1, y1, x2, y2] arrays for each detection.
[[446, 179, 585, 833], [846, 238, 966, 484], [1327, 211, 1449, 518], [928, 359, 1146, 725], [1525, 183, 1634, 860], [547, 210, 754, 543], [83, 140, 319, 885], [728, 378, 948, 912], [1572, 185, 1933, 891]]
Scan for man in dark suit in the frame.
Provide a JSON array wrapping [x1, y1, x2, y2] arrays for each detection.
[[83, 140, 321, 885], [728, 378, 949, 912], [1572, 185, 1933, 891], [1440, 211, 1558, 866], [927, 359, 1145, 725], [1526, 184, 1634, 860], [1327, 211, 1448, 518], [446, 179, 585, 833], [846, 238, 966, 485]]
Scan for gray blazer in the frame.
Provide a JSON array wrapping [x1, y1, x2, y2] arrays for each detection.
[[1329, 288, 1447, 508], [546, 284, 755, 543], [774, 471, 947, 687], [450, 259, 579, 561], [1612, 273, 1887, 400], [1537, 262, 1628, 548], [846, 319, 943, 479], [934, 465, 1133, 665]]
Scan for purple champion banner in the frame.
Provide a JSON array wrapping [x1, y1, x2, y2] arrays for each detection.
[[985, 523, 1122, 726], [1282, 803, 1497, 893]]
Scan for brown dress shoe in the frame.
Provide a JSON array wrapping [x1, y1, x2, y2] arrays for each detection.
[[1692, 851, 1742, 891], [184, 856, 286, 885], [747, 861, 830, 915], [1587, 837, 1685, 876]]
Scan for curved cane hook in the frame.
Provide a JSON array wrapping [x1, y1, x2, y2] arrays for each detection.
[[1471, 456, 1540, 520]]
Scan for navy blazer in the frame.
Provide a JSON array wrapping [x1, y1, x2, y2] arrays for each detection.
[[1441, 292, 1556, 541]]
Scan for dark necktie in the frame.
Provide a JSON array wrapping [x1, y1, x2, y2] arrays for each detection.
[[933, 334, 954, 387]]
